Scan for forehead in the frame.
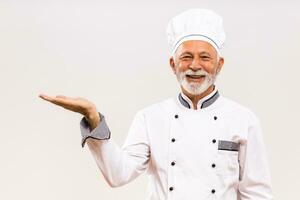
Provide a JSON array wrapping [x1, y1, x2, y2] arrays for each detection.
[[176, 40, 217, 56]]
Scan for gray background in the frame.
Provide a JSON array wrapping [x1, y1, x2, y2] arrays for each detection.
[[0, 0, 299, 199]]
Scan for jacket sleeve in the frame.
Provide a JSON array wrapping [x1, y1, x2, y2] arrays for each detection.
[[80, 113, 111, 147], [238, 116, 273, 199], [80, 111, 150, 187]]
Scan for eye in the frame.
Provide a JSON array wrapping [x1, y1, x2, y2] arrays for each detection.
[[201, 56, 211, 61], [180, 56, 192, 61]]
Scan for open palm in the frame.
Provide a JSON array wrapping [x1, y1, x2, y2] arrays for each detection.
[[39, 94, 96, 116]]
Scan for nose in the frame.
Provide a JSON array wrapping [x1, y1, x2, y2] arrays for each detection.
[[189, 58, 202, 71]]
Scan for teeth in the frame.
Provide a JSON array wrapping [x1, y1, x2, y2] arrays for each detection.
[[187, 75, 205, 78]]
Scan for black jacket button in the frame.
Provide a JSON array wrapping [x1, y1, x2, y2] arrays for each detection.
[[214, 116, 217, 120], [169, 187, 174, 191], [171, 161, 176, 166], [175, 114, 178, 119], [212, 163, 216, 168], [212, 139, 216, 143], [171, 138, 176, 142], [211, 189, 216, 193]]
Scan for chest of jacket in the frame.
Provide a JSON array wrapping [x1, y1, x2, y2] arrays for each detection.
[[144, 101, 248, 196]]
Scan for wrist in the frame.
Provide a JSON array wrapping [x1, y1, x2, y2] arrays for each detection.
[[85, 110, 100, 130], [85, 105, 97, 118]]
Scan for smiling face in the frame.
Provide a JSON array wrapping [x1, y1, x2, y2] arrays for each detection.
[[169, 40, 224, 96]]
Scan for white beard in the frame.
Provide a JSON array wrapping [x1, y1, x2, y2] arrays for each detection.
[[176, 69, 217, 95]]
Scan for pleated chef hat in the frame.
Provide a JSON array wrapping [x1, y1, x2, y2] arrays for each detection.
[[166, 9, 226, 56]]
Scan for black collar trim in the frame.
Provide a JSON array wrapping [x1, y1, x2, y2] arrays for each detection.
[[178, 90, 219, 109], [178, 93, 191, 109], [201, 90, 219, 109]]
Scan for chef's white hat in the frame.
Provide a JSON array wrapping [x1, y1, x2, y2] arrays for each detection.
[[166, 9, 226, 56]]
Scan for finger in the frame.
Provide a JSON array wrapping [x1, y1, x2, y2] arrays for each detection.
[[51, 97, 75, 107], [56, 95, 68, 99], [39, 94, 55, 102], [39, 94, 84, 113], [39, 93, 73, 107]]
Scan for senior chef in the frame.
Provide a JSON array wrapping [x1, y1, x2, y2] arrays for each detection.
[[39, 9, 273, 200]]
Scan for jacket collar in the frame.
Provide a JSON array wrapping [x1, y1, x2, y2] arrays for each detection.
[[178, 85, 219, 109]]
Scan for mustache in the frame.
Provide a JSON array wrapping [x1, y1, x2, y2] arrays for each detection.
[[183, 69, 210, 76]]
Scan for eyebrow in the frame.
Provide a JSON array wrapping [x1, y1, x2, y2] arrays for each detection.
[[179, 51, 193, 56], [199, 52, 211, 56], [179, 51, 212, 57]]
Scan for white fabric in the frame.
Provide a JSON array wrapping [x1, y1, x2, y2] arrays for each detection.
[[166, 9, 226, 55], [86, 94, 273, 200]]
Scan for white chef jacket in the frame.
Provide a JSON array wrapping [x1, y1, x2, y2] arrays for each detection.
[[80, 87, 273, 200]]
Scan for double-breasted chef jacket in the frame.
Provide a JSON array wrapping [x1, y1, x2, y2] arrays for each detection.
[[80, 86, 273, 200]]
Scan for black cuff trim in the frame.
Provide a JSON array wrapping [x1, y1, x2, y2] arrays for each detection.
[[81, 132, 111, 148]]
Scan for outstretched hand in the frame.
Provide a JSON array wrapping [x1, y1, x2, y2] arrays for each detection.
[[39, 94, 100, 129]]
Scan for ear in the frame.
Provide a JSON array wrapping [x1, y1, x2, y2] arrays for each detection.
[[216, 57, 224, 74], [169, 57, 176, 74]]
